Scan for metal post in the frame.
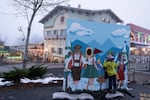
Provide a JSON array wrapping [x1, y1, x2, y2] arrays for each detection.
[[132, 58, 136, 83]]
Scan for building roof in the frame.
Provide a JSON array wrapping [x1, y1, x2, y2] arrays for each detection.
[[39, 6, 123, 24], [128, 23, 150, 34]]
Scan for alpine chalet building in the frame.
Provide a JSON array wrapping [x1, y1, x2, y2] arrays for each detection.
[[39, 5, 123, 63]]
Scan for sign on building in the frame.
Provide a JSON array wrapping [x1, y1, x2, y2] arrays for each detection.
[[64, 19, 130, 91]]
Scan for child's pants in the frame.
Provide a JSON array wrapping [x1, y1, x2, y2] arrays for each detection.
[[108, 75, 116, 90]]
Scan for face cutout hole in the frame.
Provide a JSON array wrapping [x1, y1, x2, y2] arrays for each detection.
[[86, 48, 92, 56], [87, 48, 92, 55]]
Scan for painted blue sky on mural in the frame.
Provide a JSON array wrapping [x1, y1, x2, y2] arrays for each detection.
[[66, 19, 130, 60]]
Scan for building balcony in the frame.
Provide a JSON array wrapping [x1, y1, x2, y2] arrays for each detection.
[[44, 35, 66, 40], [130, 40, 150, 47]]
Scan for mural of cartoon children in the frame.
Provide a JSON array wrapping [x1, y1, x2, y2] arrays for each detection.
[[68, 45, 84, 90], [117, 52, 126, 89], [103, 52, 118, 93], [83, 47, 99, 90], [96, 59, 105, 90]]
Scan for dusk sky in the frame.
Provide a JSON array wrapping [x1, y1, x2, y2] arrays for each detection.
[[0, 0, 150, 46]]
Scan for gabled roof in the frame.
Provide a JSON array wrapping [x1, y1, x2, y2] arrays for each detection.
[[128, 23, 150, 34], [39, 6, 123, 24]]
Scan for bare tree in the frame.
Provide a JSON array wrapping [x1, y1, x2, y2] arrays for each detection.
[[12, 0, 69, 68]]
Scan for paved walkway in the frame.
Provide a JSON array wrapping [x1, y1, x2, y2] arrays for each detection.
[[129, 71, 150, 84], [0, 83, 150, 100]]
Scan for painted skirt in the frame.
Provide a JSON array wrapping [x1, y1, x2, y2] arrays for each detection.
[[83, 65, 98, 78]]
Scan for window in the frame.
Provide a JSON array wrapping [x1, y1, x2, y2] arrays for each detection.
[[51, 47, 55, 53], [63, 29, 66, 35], [60, 16, 65, 23], [58, 48, 63, 54], [59, 29, 66, 36], [148, 35, 150, 43], [46, 31, 51, 36], [106, 19, 110, 23], [57, 30, 60, 36], [60, 30, 64, 36], [101, 17, 110, 23], [102, 17, 105, 22], [53, 30, 57, 35], [44, 31, 48, 40]]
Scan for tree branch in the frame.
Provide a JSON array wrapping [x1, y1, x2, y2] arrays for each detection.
[[42, 0, 66, 7], [36, 0, 44, 11], [13, 0, 33, 10]]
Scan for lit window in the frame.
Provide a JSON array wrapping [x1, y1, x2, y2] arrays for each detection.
[[106, 19, 110, 23]]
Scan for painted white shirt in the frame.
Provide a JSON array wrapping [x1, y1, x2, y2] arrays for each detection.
[[68, 53, 84, 67], [84, 57, 96, 65]]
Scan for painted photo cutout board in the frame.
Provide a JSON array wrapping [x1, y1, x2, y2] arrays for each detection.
[[64, 19, 130, 91]]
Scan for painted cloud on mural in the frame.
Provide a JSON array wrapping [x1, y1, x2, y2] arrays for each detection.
[[67, 22, 94, 36], [112, 28, 130, 38]]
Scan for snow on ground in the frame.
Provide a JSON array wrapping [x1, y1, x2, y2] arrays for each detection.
[[0, 78, 14, 87], [20, 77, 64, 84], [52, 92, 94, 100], [0, 77, 63, 87], [105, 91, 124, 99]]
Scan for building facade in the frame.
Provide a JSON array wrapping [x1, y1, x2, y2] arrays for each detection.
[[28, 44, 44, 62], [0, 41, 23, 63], [9, 43, 44, 63], [128, 23, 150, 55], [128, 23, 150, 70], [39, 5, 123, 63], [0, 40, 8, 62]]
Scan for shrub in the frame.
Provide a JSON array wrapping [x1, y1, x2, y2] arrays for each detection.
[[3, 64, 48, 82], [3, 67, 28, 83], [28, 64, 48, 79], [0, 72, 3, 78]]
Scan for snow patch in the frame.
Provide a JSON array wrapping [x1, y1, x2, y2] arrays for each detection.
[[20, 77, 64, 84], [52, 92, 94, 100], [105, 91, 124, 99], [0, 78, 14, 87]]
